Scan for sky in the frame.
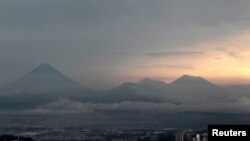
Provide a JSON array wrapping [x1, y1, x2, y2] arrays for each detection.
[[1, 0, 250, 90]]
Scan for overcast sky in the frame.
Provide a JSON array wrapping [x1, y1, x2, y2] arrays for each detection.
[[1, 0, 250, 89]]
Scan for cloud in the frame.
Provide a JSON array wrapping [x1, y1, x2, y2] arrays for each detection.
[[146, 51, 204, 57], [19, 96, 250, 114], [134, 64, 196, 70], [228, 51, 243, 59], [214, 47, 243, 59], [1, 0, 250, 89], [17, 85, 250, 114], [214, 57, 222, 60]]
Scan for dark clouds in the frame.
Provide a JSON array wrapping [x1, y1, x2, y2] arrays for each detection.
[[1, 0, 250, 89], [134, 64, 196, 70], [147, 51, 204, 57]]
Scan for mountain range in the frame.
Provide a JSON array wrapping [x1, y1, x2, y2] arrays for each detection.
[[1, 64, 250, 128], [0, 64, 249, 110]]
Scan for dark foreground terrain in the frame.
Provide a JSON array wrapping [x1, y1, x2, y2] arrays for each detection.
[[0, 112, 250, 129]]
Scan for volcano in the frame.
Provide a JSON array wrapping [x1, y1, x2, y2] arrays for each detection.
[[0, 64, 89, 94]]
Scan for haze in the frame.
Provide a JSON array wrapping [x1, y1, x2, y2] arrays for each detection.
[[1, 0, 250, 90]]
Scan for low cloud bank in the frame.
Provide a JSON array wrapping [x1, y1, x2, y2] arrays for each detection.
[[21, 96, 250, 114]]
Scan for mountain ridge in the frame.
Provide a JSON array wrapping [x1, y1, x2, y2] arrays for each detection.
[[0, 65, 248, 112]]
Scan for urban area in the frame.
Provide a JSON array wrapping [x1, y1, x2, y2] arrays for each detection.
[[0, 127, 207, 141]]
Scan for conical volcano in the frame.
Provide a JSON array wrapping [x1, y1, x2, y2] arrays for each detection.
[[0, 64, 88, 94]]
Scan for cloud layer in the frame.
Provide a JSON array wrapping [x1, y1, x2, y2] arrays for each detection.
[[21, 96, 250, 114], [147, 51, 204, 57], [1, 0, 250, 89]]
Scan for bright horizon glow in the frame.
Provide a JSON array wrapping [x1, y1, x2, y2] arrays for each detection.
[[128, 30, 250, 86]]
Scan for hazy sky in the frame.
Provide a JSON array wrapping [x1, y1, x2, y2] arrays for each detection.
[[1, 0, 250, 89]]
